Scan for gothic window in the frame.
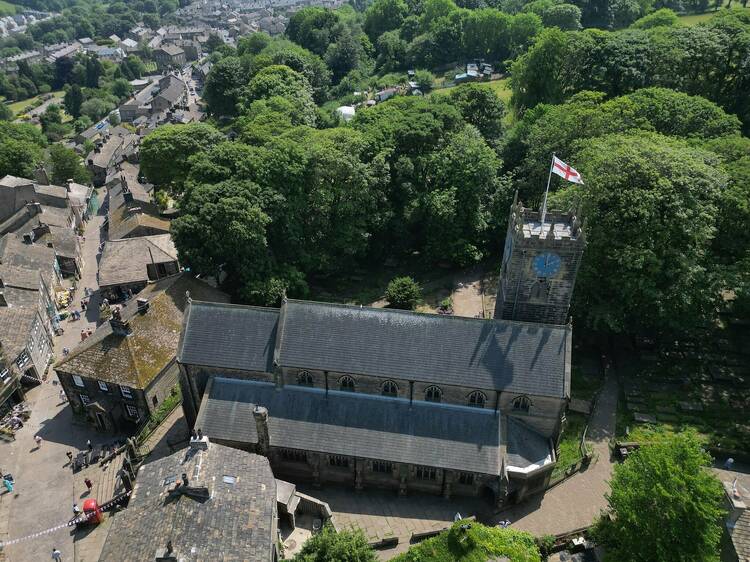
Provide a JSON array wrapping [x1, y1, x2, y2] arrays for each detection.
[[329, 455, 349, 468], [513, 395, 532, 413], [425, 386, 442, 403], [297, 370, 313, 386], [280, 449, 307, 463], [382, 380, 398, 397], [415, 466, 437, 481], [468, 391, 487, 408], [339, 375, 355, 392], [458, 472, 475, 486], [529, 279, 549, 302], [372, 460, 392, 474]]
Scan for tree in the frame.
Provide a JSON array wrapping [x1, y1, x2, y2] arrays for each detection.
[[49, 143, 90, 184], [365, 0, 409, 41], [205, 33, 224, 53], [0, 104, 12, 121], [84, 55, 104, 88], [286, 7, 341, 56], [630, 8, 678, 28], [447, 83, 505, 143], [240, 65, 316, 125], [541, 3, 582, 30], [593, 430, 725, 562], [414, 69, 434, 90], [139, 123, 224, 188], [73, 115, 93, 133], [0, 138, 45, 178], [385, 276, 422, 310], [80, 98, 115, 121], [325, 30, 364, 82], [553, 133, 724, 333], [110, 78, 132, 100], [375, 30, 407, 71], [292, 525, 377, 562], [64, 84, 83, 118], [203, 56, 248, 116], [238, 32, 272, 56]]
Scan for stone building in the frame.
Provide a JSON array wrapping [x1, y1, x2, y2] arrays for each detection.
[[177, 296, 572, 505], [55, 274, 227, 432], [99, 438, 279, 561], [153, 43, 186, 69], [495, 197, 585, 325]]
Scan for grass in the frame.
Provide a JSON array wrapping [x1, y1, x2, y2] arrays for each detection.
[[433, 77, 512, 103], [553, 412, 591, 477], [0, 0, 17, 16], [8, 90, 65, 116], [392, 521, 542, 562], [677, 4, 749, 25]]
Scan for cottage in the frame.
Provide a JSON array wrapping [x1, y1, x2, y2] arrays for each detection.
[[98, 234, 179, 300], [55, 274, 227, 432]]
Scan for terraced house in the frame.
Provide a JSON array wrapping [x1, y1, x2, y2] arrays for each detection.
[[177, 202, 584, 506]]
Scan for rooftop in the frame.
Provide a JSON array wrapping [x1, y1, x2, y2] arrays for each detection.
[[99, 441, 277, 561], [56, 274, 228, 388], [98, 234, 178, 288]]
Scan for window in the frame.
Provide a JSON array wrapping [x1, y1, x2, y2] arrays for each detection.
[[458, 472, 475, 486], [163, 475, 177, 486], [425, 386, 442, 403], [223, 475, 237, 485], [381, 380, 398, 397], [15, 350, 30, 369], [329, 455, 349, 468], [72, 375, 85, 388], [125, 404, 139, 418], [0, 369, 10, 385], [120, 385, 133, 399], [468, 391, 487, 408], [513, 395, 532, 413], [98, 381, 109, 392], [372, 461, 392, 474], [79, 394, 91, 406], [416, 466, 437, 481], [280, 449, 307, 463], [297, 370, 313, 387], [339, 375, 355, 392]]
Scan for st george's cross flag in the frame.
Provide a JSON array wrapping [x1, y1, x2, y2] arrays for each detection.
[[551, 156, 584, 184]]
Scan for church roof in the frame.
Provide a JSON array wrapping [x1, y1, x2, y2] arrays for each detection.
[[196, 377, 505, 475], [178, 300, 571, 398]]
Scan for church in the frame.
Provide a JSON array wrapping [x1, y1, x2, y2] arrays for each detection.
[[176, 199, 585, 506]]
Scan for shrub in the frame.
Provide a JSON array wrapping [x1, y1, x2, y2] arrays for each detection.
[[385, 276, 421, 310]]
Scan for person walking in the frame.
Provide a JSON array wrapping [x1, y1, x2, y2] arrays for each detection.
[[59, 389, 67, 402], [34, 435, 42, 448], [51, 548, 62, 561], [72, 504, 80, 517], [86, 439, 92, 452], [84, 477, 93, 492], [66, 451, 73, 464]]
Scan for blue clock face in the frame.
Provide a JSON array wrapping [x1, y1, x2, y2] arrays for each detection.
[[533, 252, 562, 277]]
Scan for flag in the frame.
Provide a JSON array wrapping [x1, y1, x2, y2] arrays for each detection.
[[551, 156, 584, 185]]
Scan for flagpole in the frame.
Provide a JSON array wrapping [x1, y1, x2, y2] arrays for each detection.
[[540, 152, 555, 233]]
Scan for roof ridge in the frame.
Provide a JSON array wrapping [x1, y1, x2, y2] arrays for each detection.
[[188, 300, 279, 313]]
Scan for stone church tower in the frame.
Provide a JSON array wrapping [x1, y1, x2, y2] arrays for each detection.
[[494, 196, 585, 325]]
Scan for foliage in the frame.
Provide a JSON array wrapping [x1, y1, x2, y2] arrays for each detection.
[[444, 83, 505, 144], [80, 97, 114, 121], [0, 103, 12, 122], [541, 3, 582, 30], [630, 8, 678, 28], [0, 121, 46, 177], [63, 84, 83, 118], [237, 32, 272, 56], [392, 521, 541, 562], [385, 276, 422, 309], [49, 143, 90, 184], [135, 385, 182, 446], [292, 525, 376, 562], [365, 0, 410, 40], [203, 56, 248, 117], [240, 64, 317, 125], [552, 133, 724, 333], [414, 69, 434, 90], [593, 429, 725, 562], [139, 123, 225, 188], [287, 6, 342, 56]]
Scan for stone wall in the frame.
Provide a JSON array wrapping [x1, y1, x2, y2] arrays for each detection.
[[144, 361, 180, 415]]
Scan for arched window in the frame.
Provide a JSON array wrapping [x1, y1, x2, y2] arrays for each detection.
[[382, 380, 398, 397], [468, 391, 487, 408], [297, 370, 313, 387], [513, 395, 532, 413], [425, 386, 442, 403], [339, 375, 355, 392]]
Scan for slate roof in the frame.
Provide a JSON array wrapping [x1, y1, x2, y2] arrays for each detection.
[[55, 274, 228, 388], [158, 43, 184, 56], [0, 235, 56, 290], [98, 234, 178, 288], [99, 442, 276, 562], [0, 305, 37, 365], [279, 300, 570, 397], [107, 181, 169, 240], [196, 377, 504, 475], [505, 416, 553, 470], [178, 301, 278, 373]]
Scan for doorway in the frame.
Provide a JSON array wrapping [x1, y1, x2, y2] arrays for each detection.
[[95, 412, 107, 431]]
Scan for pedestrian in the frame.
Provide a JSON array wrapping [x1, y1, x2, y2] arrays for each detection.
[[87, 327, 93, 338], [59, 389, 67, 402], [72, 503, 80, 516], [51, 547, 62, 561], [34, 435, 42, 448], [87, 439, 92, 451], [80, 329, 86, 341], [3, 477, 12, 493], [66, 451, 73, 463], [81, 300, 86, 311], [725, 457, 735, 470], [84, 477, 93, 492]]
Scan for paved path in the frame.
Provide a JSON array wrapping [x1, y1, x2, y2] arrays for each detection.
[[493, 366, 619, 536]]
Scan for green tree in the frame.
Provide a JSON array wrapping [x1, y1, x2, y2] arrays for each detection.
[[593, 430, 725, 562], [49, 143, 90, 184], [447, 83, 505, 143], [365, 0, 409, 41], [385, 276, 422, 310], [240, 65, 316, 125], [80, 98, 115, 121], [73, 115, 93, 133], [375, 30, 407, 71], [541, 3, 582, 30], [205, 33, 224, 53], [286, 7, 341, 56], [110, 78, 133, 100], [0, 138, 45, 178], [139, 123, 224, 188], [237, 32, 272, 56], [203, 56, 248, 116], [554, 133, 724, 333], [630, 8, 678, 28], [292, 525, 377, 562], [414, 69, 434, 90], [0, 104, 12, 122], [64, 84, 84, 118]]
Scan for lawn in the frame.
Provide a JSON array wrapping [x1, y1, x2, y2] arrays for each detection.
[[8, 90, 65, 116], [434, 77, 511, 103], [677, 5, 749, 25], [553, 412, 591, 477], [0, 0, 17, 16]]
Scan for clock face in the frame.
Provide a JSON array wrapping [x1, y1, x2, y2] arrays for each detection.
[[532, 252, 562, 277]]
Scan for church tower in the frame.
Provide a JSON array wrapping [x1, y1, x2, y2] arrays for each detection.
[[494, 196, 585, 325]]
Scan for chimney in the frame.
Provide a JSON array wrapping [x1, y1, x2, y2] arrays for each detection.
[[189, 427, 209, 450], [26, 201, 42, 216], [253, 405, 269, 456], [109, 306, 132, 336], [136, 297, 149, 313], [154, 540, 177, 562]]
